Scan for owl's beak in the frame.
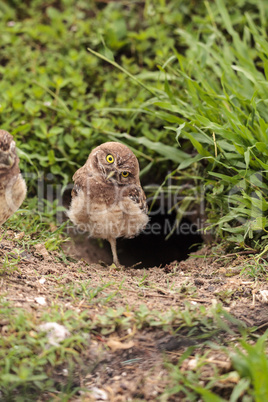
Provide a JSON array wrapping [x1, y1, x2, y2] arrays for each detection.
[[0, 152, 15, 167], [106, 170, 116, 180], [7, 154, 14, 166]]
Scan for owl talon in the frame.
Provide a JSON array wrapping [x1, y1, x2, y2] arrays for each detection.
[[109, 263, 125, 271]]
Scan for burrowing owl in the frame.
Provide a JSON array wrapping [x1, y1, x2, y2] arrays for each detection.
[[0, 130, 27, 226], [68, 142, 149, 266]]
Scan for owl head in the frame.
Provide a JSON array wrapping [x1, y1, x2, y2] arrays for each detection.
[[0, 130, 17, 170], [86, 142, 140, 185]]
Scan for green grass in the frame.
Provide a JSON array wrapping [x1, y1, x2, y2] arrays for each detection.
[[2, 197, 68, 252], [2, 0, 268, 248], [87, 0, 268, 250], [0, 0, 196, 191], [0, 295, 246, 400], [1, 289, 262, 401], [240, 256, 268, 279], [231, 332, 268, 401], [0, 299, 89, 400], [136, 0, 268, 249], [161, 331, 268, 402], [58, 279, 121, 305]]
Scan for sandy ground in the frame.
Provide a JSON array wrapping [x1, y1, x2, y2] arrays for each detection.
[[1, 230, 268, 400]]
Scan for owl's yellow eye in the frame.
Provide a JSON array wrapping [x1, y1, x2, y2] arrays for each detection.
[[106, 154, 114, 164], [122, 171, 129, 178]]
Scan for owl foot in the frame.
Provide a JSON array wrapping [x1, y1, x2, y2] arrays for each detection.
[[109, 262, 125, 271]]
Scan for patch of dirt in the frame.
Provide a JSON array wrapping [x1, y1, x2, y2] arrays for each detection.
[[65, 231, 113, 265], [1, 230, 268, 400]]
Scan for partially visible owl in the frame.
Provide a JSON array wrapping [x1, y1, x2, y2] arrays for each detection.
[[68, 142, 149, 266], [0, 130, 27, 226]]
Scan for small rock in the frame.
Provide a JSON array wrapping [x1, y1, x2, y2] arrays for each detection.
[[188, 358, 198, 370], [34, 244, 49, 258], [90, 387, 108, 400], [38, 322, 70, 346], [35, 297, 46, 306], [258, 290, 268, 304], [14, 231, 25, 240]]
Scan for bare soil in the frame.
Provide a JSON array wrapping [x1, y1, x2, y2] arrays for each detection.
[[1, 230, 268, 401]]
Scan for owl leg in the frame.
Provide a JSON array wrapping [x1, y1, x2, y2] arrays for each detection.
[[108, 237, 120, 267]]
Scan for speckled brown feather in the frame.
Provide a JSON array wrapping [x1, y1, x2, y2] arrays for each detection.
[[71, 142, 145, 208], [0, 130, 13, 151], [72, 169, 147, 211], [128, 186, 148, 214], [0, 130, 27, 225], [0, 130, 20, 180], [68, 142, 149, 266]]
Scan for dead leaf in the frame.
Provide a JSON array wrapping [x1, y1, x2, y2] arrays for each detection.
[[107, 338, 135, 352]]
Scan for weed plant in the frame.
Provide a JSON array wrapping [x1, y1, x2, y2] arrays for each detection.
[[1, 0, 267, 248], [142, 0, 268, 249], [91, 0, 268, 250]]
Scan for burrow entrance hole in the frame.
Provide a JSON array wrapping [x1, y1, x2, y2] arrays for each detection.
[[117, 209, 203, 268], [68, 207, 203, 268]]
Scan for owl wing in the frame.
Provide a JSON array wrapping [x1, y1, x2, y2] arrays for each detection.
[[128, 186, 148, 214], [71, 166, 92, 198]]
